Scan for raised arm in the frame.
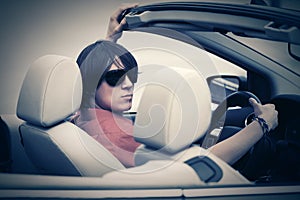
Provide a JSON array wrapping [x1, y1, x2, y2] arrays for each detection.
[[105, 3, 138, 42]]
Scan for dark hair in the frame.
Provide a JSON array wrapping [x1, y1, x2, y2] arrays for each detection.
[[77, 40, 137, 109]]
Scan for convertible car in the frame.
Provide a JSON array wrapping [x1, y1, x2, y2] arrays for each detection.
[[0, 0, 300, 199]]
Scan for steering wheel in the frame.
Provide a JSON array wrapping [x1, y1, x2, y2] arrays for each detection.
[[201, 91, 261, 149], [209, 91, 261, 132]]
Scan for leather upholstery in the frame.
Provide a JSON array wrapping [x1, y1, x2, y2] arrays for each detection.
[[17, 55, 82, 127], [134, 66, 211, 153], [16, 55, 125, 176]]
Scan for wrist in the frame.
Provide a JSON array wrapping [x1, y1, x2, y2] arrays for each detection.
[[253, 116, 270, 135], [105, 35, 119, 43], [105, 35, 114, 42]]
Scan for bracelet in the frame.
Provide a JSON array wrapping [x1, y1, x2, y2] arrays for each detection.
[[253, 116, 270, 135]]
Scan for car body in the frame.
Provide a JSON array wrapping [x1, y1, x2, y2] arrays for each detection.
[[0, 0, 300, 199]]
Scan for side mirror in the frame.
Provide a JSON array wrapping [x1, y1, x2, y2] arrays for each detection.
[[207, 75, 247, 104], [288, 43, 300, 61]]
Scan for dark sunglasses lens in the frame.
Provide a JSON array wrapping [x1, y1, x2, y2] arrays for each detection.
[[104, 68, 138, 87], [105, 70, 126, 86], [127, 68, 138, 83]]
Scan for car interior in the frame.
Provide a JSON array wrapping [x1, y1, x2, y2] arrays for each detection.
[[0, 42, 299, 186], [0, 52, 260, 188], [1, 48, 299, 186], [0, 2, 299, 197]]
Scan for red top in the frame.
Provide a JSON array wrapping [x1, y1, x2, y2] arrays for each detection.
[[74, 108, 141, 168]]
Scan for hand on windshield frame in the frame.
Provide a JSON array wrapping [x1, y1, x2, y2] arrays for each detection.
[[106, 3, 138, 42]]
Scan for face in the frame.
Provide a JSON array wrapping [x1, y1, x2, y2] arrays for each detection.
[[95, 62, 135, 113]]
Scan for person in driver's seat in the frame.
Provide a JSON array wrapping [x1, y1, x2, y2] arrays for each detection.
[[74, 40, 141, 168], [73, 4, 278, 170]]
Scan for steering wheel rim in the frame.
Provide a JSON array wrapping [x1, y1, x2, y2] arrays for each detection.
[[209, 91, 261, 131]]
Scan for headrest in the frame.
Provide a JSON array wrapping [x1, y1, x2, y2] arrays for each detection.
[[17, 55, 82, 127], [133, 67, 211, 153]]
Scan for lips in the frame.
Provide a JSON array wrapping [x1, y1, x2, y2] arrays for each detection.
[[122, 94, 133, 99]]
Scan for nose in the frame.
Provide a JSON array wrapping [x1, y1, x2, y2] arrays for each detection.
[[121, 75, 134, 89]]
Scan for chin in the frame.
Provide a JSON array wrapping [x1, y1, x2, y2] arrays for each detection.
[[114, 104, 132, 113], [123, 105, 132, 112]]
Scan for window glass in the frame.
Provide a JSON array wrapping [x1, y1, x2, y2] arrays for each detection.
[[119, 31, 246, 111]]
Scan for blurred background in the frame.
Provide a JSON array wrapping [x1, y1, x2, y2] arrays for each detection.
[[3, 0, 296, 114], [0, 0, 161, 114]]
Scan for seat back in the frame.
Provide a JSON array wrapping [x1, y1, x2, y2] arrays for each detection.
[[133, 66, 212, 164], [17, 55, 125, 176], [0, 114, 38, 174]]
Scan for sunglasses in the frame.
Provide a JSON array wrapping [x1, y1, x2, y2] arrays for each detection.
[[102, 69, 138, 87]]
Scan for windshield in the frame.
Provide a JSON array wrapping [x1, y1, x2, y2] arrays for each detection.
[[229, 33, 300, 76]]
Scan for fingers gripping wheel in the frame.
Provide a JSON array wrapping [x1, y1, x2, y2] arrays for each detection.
[[211, 91, 261, 130], [202, 91, 261, 149]]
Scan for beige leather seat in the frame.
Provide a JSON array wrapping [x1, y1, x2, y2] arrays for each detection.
[[132, 66, 249, 184], [133, 66, 212, 164], [15, 55, 249, 185], [16, 55, 125, 176]]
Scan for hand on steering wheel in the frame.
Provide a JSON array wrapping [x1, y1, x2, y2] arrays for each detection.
[[249, 97, 278, 132], [202, 91, 278, 149], [201, 91, 261, 148], [210, 91, 261, 131]]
